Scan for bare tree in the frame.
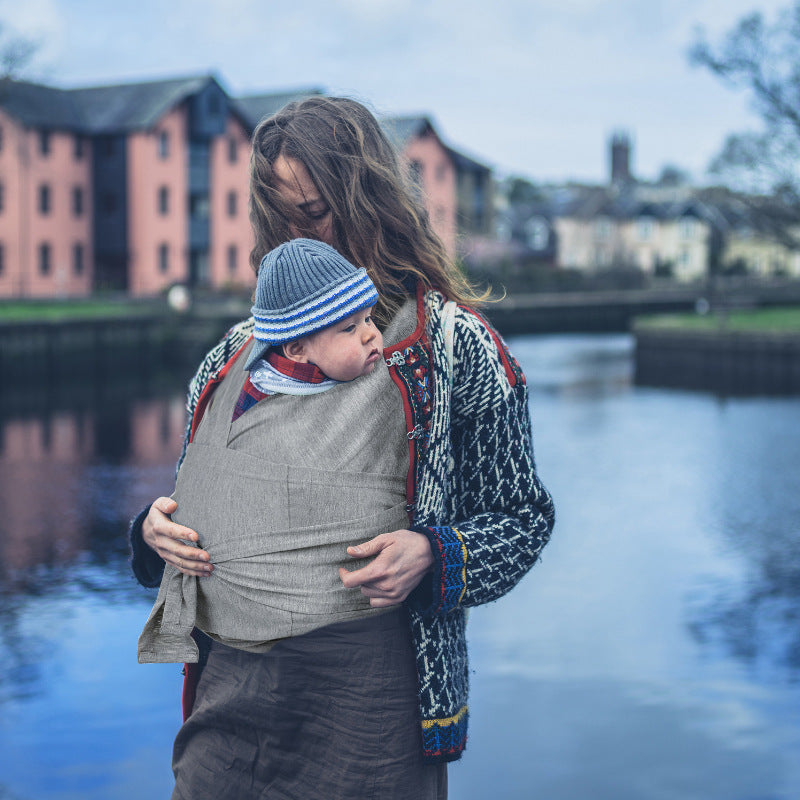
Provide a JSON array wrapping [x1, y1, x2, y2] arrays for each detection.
[[0, 21, 38, 82], [691, 3, 800, 199]]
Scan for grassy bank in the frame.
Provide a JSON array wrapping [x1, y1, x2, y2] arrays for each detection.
[[634, 306, 800, 334], [0, 299, 161, 322]]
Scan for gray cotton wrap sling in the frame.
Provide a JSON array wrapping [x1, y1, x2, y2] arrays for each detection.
[[138, 304, 414, 664]]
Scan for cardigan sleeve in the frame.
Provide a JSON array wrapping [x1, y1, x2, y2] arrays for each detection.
[[407, 307, 555, 616], [128, 319, 254, 588]]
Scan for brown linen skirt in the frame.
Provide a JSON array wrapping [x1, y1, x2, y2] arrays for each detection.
[[171, 608, 447, 800]]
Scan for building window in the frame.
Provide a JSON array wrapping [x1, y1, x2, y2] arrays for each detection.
[[525, 217, 550, 251], [409, 160, 423, 186], [73, 243, 84, 275], [158, 130, 169, 159], [637, 217, 654, 241], [39, 184, 51, 215], [680, 218, 696, 240], [158, 243, 169, 273], [595, 218, 612, 241], [228, 137, 238, 163], [158, 186, 169, 215], [227, 191, 237, 217], [190, 194, 209, 218], [74, 136, 85, 160], [39, 243, 51, 275], [72, 186, 84, 217], [39, 130, 51, 156], [227, 244, 237, 274]]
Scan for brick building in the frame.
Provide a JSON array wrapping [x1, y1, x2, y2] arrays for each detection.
[[0, 75, 491, 299]]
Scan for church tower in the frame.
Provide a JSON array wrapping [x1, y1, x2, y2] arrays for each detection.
[[609, 131, 632, 185]]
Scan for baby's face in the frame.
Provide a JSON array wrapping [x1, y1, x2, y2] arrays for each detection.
[[302, 306, 384, 382]]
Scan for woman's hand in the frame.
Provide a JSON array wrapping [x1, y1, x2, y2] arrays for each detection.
[[142, 497, 213, 577], [339, 529, 433, 607]]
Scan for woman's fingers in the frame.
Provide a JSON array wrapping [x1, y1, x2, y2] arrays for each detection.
[[143, 497, 212, 576], [162, 536, 212, 573], [339, 529, 433, 606]]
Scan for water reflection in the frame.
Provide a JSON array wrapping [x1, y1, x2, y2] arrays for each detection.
[[512, 333, 634, 397], [0, 385, 186, 718], [1, 335, 799, 799], [686, 400, 800, 679], [0, 397, 185, 590]]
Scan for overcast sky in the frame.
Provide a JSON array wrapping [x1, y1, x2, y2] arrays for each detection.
[[0, 0, 790, 184]]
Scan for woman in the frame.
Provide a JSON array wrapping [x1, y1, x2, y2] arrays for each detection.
[[130, 96, 555, 799]]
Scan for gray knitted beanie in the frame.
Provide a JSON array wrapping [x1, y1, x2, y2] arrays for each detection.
[[245, 238, 378, 370]]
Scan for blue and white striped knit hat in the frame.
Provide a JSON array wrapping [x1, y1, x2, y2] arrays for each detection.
[[245, 238, 378, 370]]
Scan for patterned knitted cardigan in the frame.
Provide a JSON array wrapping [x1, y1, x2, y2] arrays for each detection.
[[129, 286, 555, 765]]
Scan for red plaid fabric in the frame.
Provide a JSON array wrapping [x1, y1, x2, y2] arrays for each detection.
[[231, 348, 329, 421], [232, 375, 269, 422], [265, 351, 328, 383]]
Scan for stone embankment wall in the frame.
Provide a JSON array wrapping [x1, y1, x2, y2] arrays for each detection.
[[0, 311, 246, 383], [634, 328, 800, 395]]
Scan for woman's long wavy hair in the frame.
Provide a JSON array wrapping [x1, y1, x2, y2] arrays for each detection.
[[249, 96, 486, 326]]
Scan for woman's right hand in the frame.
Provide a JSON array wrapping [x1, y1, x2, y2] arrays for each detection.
[[143, 497, 213, 577]]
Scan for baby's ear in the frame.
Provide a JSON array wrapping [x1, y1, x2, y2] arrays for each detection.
[[282, 339, 309, 363]]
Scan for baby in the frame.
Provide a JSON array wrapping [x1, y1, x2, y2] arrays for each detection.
[[244, 237, 383, 388], [138, 238, 403, 664]]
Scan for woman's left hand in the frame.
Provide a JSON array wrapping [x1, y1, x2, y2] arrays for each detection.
[[339, 529, 434, 607]]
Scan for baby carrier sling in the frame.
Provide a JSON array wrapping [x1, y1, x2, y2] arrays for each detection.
[[138, 336, 410, 664]]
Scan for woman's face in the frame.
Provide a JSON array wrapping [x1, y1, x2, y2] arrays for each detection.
[[272, 155, 336, 247]]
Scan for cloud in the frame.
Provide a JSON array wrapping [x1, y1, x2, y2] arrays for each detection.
[[4, 0, 793, 180]]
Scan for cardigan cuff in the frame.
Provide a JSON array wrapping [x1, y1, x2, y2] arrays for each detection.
[[407, 525, 467, 616], [129, 504, 166, 588]]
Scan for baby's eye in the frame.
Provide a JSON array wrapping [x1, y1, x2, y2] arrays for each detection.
[[342, 324, 356, 333]]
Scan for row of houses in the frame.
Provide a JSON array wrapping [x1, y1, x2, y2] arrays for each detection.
[[0, 75, 492, 299], [495, 134, 800, 282]]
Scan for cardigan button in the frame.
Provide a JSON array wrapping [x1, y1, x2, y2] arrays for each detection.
[[385, 351, 406, 367]]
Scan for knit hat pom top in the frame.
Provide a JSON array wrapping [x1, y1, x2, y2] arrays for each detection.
[[245, 239, 379, 370]]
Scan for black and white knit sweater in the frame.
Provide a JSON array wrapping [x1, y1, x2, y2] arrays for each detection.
[[129, 287, 555, 764]]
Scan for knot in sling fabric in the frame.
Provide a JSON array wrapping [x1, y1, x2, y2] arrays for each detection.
[[138, 336, 410, 664]]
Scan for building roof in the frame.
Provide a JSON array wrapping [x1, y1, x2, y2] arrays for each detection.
[[70, 75, 220, 133], [443, 144, 491, 175], [0, 78, 85, 129], [379, 114, 492, 175], [380, 115, 436, 149], [235, 87, 324, 128], [0, 75, 494, 179], [0, 74, 248, 133]]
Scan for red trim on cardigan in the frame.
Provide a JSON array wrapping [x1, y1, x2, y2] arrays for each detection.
[[189, 335, 253, 443], [182, 662, 200, 722], [382, 285, 428, 521]]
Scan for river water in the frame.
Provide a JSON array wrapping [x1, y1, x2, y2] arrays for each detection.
[[1, 333, 798, 800]]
